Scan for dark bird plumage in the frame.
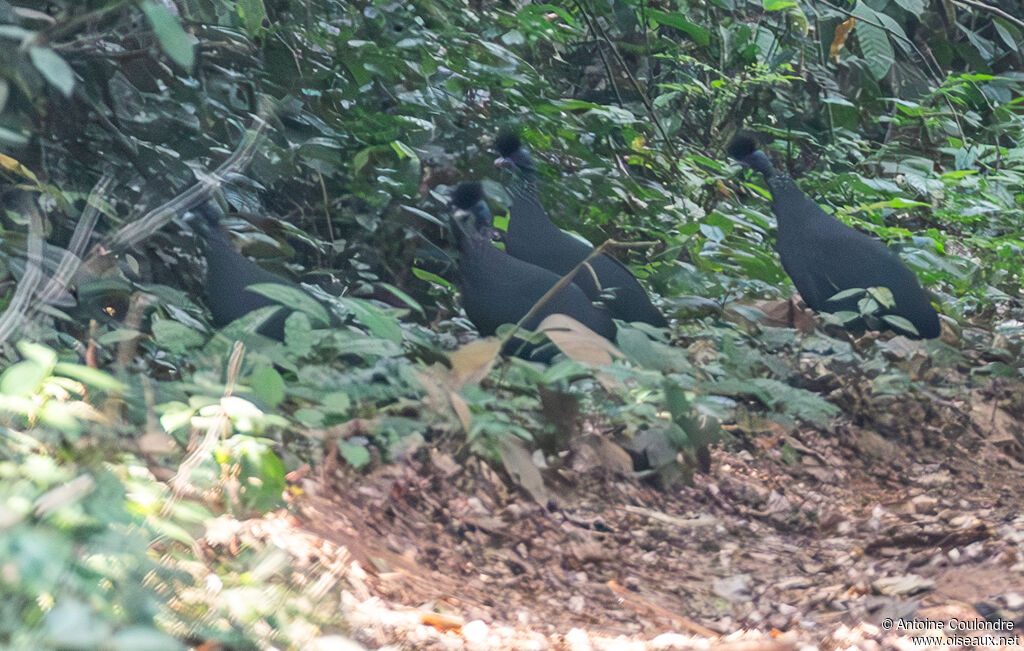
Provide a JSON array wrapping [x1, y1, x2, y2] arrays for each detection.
[[494, 133, 667, 328], [450, 182, 617, 362], [727, 132, 941, 339], [191, 202, 312, 340]]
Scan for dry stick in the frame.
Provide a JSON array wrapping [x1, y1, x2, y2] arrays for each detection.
[[165, 341, 246, 513], [502, 240, 616, 358], [35, 171, 115, 306], [0, 199, 46, 346]]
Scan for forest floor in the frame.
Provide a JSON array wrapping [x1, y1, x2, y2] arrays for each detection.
[[235, 337, 1024, 650]]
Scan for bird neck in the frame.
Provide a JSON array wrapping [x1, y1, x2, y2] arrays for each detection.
[[508, 195, 562, 235], [770, 176, 831, 231]]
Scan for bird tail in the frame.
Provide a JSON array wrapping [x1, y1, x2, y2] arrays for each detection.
[[726, 132, 776, 179]]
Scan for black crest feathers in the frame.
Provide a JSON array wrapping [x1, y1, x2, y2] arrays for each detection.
[[726, 132, 760, 161], [452, 181, 484, 209], [494, 131, 522, 157]]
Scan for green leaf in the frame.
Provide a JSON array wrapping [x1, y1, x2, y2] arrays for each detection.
[[0, 360, 48, 396], [336, 297, 403, 343], [390, 140, 417, 160], [29, 47, 75, 96], [139, 0, 195, 69], [294, 407, 325, 427], [881, 314, 919, 335], [762, 0, 797, 9], [852, 5, 894, 80], [284, 311, 314, 357], [237, 0, 268, 39], [646, 9, 710, 46], [338, 441, 371, 468], [891, 0, 925, 16], [826, 287, 866, 302], [17, 341, 58, 369], [249, 366, 285, 409], [152, 319, 206, 353], [411, 267, 454, 289], [248, 283, 331, 326], [321, 392, 352, 415], [866, 286, 895, 309], [53, 363, 126, 392]]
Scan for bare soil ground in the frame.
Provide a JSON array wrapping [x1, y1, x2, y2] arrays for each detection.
[[263, 366, 1024, 650]]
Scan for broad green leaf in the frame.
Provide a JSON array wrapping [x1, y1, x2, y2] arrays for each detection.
[[0, 360, 48, 396], [826, 287, 866, 302], [29, 47, 74, 96], [892, 0, 925, 16], [248, 283, 331, 326], [249, 366, 285, 409], [646, 9, 710, 46], [412, 267, 454, 289], [152, 319, 206, 353], [338, 441, 371, 468], [237, 0, 268, 39], [336, 297, 403, 342], [881, 314, 919, 334], [851, 5, 893, 80], [53, 363, 126, 392], [139, 0, 195, 69]]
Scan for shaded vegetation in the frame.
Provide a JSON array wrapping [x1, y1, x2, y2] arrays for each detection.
[[0, 0, 1022, 646]]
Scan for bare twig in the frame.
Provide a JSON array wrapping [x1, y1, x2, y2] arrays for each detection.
[[571, 0, 677, 157], [503, 239, 615, 356], [104, 105, 273, 252], [0, 197, 46, 346], [953, 0, 1024, 30], [35, 171, 114, 306]]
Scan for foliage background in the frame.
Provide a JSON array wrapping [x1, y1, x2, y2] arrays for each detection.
[[0, 0, 1021, 647]]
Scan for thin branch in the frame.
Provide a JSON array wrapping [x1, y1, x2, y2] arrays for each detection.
[[503, 239, 615, 355], [35, 171, 114, 306], [0, 198, 46, 347], [571, 0, 677, 157], [104, 105, 272, 252], [953, 0, 1024, 30]]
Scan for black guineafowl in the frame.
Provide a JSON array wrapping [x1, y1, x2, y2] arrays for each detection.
[[494, 132, 667, 328], [726, 132, 941, 339], [190, 202, 314, 341], [450, 182, 617, 362]]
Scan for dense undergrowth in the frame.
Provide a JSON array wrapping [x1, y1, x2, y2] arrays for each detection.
[[0, 0, 1022, 647]]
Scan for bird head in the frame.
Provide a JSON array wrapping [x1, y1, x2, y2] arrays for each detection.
[[493, 130, 536, 175], [726, 131, 775, 178], [450, 181, 497, 247]]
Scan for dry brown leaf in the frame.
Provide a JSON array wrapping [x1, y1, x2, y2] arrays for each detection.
[[499, 437, 551, 504], [574, 435, 633, 475], [830, 17, 856, 61], [448, 337, 501, 389], [419, 611, 464, 631], [537, 313, 621, 366], [139, 430, 178, 454], [448, 390, 472, 432]]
